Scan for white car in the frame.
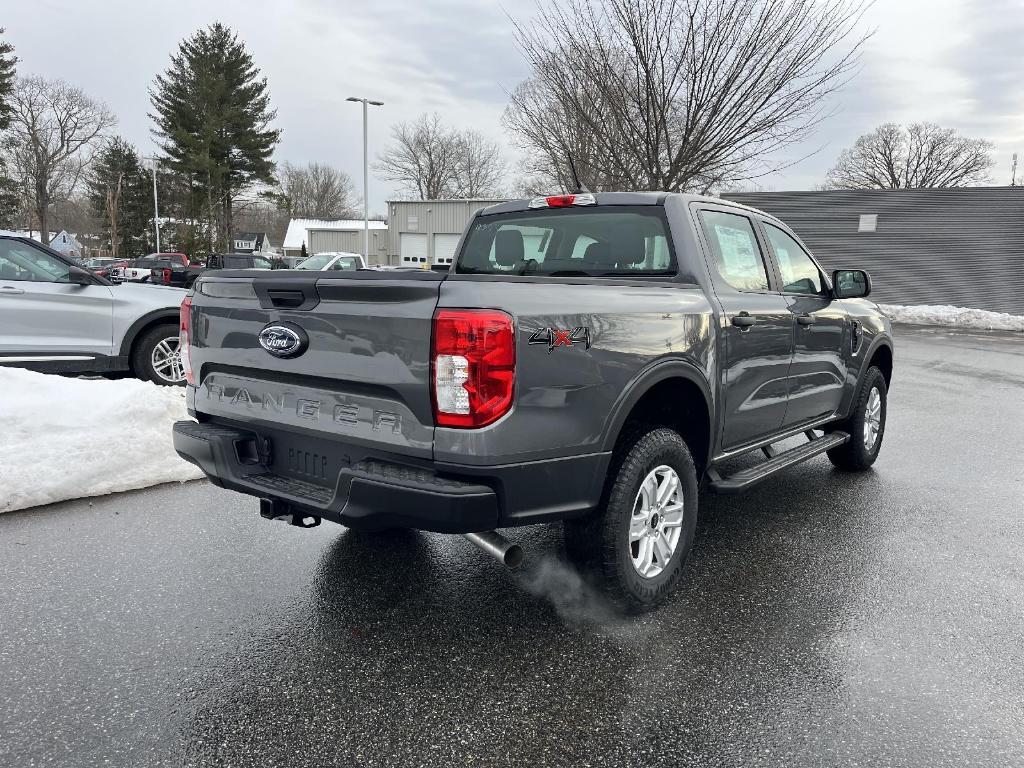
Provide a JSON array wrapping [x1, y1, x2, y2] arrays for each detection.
[[0, 235, 188, 385], [295, 251, 366, 272]]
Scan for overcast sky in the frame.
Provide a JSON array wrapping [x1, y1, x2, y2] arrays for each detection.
[[5, 0, 1023, 213]]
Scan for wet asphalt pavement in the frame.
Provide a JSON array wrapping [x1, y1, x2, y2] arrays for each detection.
[[2, 325, 1023, 767]]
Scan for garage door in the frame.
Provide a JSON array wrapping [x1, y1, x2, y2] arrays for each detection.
[[399, 233, 428, 266], [433, 234, 462, 265]]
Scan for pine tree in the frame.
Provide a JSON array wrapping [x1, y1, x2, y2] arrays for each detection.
[[149, 22, 280, 251], [0, 29, 18, 227], [0, 28, 16, 131], [88, 137, 151, 257]]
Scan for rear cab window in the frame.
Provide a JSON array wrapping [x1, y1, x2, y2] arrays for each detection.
[[697, 210, 770, 292], [456, 206, 676, 277]]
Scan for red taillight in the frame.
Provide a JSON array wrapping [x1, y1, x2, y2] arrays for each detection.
[[546, 194, 576, 207], [162, 268, 171, 285], [529, 192, 597, 209], [180, 295, 194, 385], [431, 309, 515, 428]]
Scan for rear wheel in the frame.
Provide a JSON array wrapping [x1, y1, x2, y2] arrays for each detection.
[[564, 426, 699, 612], [827, 365, 887, 470], [132, 323, 185, 386]]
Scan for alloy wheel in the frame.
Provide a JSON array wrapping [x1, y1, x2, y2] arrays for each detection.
[[863, 387, 882, 450], [151, 337, 184, 384], [629, 465, 685, 578]]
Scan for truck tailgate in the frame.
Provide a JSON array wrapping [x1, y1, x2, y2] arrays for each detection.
[[188, 271, 444, 459]]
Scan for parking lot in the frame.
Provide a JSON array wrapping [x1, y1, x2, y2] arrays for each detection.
[[2, 324, 1022, 767]]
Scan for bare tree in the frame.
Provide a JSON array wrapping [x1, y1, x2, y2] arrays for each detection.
[[376, 113, 459, 199], [50, 194, 103, 248], [505, 0, 870, 193], [2, 75, 115, 241], [376, 113, 504, 199], [506, 77, 633, 192], [276, 161, 359, 219], [825, 122, 994, 189], [450, 130, 505, 198], [105, 172, 123, 257]]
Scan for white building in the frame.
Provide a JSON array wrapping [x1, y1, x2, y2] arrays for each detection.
[[232, 231, 273, 254], [282, 218, 388, 264], [49, 231, 84, 259]]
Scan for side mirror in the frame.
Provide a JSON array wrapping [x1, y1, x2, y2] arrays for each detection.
[[68, 266, 95, 286], [832, 269, 871, 299]]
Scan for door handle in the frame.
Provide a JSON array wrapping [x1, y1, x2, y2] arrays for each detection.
[[796, 314, 816, 326], [731, 312, 756, 328], [0, 285, 25, 295]]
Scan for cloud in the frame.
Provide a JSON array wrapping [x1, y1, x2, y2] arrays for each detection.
[[2, 0, 1018, 203], [758, 0, 1022, 190]]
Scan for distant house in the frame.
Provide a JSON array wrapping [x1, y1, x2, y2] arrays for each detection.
[[232, 232, 272, 254], [282, 218, 388, 264], [49, 231, 84, 259]]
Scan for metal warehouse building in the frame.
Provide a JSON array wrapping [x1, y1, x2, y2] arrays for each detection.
[[387, 199, 506, 266], [722, 187, 1024, 316], [283, 218, 388, 264]]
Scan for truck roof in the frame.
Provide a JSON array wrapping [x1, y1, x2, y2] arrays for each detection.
[[479, 191, 769, 218]]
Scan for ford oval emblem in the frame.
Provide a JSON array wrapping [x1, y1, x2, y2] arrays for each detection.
[[258, 323, 308, 358]]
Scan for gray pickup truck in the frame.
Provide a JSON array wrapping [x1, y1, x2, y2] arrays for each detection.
[[173, 192, 893, 610]]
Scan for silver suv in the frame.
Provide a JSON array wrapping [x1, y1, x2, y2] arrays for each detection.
[[0, 234, 188, 385]]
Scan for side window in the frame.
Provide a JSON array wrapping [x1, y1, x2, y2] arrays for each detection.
[[647, 235, 670, 269], [698, 210, 769, 292], [570, 235, 598, 260], [764, 223, 823, 295], [0, 240, 71, 283]]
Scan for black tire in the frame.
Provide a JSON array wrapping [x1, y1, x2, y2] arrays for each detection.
[[827, 366, 887, 471], [131, 322, 185, 386], [564, 426, 699, 612]]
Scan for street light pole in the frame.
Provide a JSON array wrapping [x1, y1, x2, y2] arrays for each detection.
[[346, 96, 383, 264]]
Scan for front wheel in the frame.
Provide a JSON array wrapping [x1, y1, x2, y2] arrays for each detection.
[[827, 365, 887, 470], [564, 427, 699, 612], [132, 323, 186, 386]]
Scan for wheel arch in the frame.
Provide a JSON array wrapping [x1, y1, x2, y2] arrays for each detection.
[[119, 310, 179, 362], [601, 361, 715, 475], [867, 340, 893, 389], [837, 335, 894, 420]]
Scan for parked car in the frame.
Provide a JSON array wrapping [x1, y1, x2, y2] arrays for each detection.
[[0, 235, 188, 385], [295, 252, 367, 272], [83, 257, 125, 278], [172, 192, 894, 610], [153, 252, 274, 289], [111, 253, 189, 283]]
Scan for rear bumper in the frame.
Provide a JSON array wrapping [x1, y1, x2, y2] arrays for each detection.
[[173, 420, 607, 533]]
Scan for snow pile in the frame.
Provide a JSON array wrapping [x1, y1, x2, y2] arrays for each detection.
[[0, 368, 203, 513], [879, 304, 1024, 332]]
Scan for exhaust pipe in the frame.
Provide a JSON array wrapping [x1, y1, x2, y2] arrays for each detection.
[[463, 530, 524, 569]]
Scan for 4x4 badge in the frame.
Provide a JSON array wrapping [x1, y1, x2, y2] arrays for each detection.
[[529, 327, 592, 353]]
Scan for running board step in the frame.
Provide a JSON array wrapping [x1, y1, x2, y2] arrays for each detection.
[[707, 431, 850, 494]]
